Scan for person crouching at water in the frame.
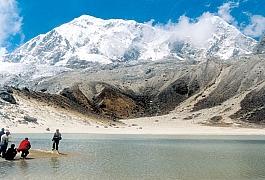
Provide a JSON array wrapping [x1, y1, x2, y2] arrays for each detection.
[[0, 130, 10, 158], [52, 129, 62, 151], [5, 144, 17, 160], [17, 138, 31, 159]]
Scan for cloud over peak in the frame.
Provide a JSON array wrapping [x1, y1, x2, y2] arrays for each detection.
[[217, 2, 239, 25], [159, 12, 217, 48], [0, 0, 23, 59], [243, 15, 265, 38], [215, 1, 265, 38]]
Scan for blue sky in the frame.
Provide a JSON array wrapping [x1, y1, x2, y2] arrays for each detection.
[[1, 0, 265, 53]]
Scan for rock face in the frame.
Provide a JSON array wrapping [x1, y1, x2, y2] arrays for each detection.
[[1, 54, 265, 126], [0, 91, 16, 104], [4, 15, 256, 67], [59, 84, 144, 119], [24, 60, 222, 118], [256, 36, 265, 54], [193, 55, 265, 111], [16, 54, 264, 124], [91, 84, 144, 119], [230, 86, 265, 123], [60, 85, 94, 111]]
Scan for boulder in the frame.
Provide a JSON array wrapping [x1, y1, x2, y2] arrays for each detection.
[[0, 91, 16, 104], [24, 115, 38, 124]]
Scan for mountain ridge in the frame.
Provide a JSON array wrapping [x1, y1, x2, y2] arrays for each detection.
[[3, 14, 257, 68]]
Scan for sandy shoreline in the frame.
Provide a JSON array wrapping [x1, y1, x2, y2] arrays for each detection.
[[9, 129, 265, 135], [2, 110, 265, 135], [5, 123, 265, 135]]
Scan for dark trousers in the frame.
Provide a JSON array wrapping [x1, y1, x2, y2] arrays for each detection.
[[52, 140, 59, 150], [5, 152, 17, 160], [0, 144, 7, 158], [21, 150, 29, 158]]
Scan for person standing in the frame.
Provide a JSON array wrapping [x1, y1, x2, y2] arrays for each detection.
[[17, 138, 31, 159], [0, 130, 10, 158], [5, 144, 17, 160], [0, 128, 4, 137], [52, 129, 62, 151], [0, 128, 5, 157]]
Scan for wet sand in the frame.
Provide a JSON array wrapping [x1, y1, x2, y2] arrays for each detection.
[[0, 149, 69, 162], [28, 149, 68, 158]]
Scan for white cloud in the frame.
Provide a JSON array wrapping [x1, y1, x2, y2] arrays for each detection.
[[217, 2, 239, 25], [154, 12, 217, 48], [0, 0, 23, 55], [147, 2, 245, 49], [0, 47, 7, 61], [243, 15, 265, 38]]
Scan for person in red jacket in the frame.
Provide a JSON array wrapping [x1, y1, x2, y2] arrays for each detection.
[[17, 138, 31, 159]]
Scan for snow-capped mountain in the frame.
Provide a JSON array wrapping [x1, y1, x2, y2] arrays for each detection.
[[0, 61, 71, 88], [4, 14, 257, 67]]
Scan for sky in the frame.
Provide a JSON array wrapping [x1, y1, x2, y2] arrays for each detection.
[[0, 0, 265, 55]]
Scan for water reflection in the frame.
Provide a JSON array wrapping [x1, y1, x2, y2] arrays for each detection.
[[50, 157, 60, 170], [17, 159, 30, 178], [0, 161, 16, 178], [18, 159, 29, 170]]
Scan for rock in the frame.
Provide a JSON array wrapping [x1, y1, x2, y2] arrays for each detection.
[[155, 120, 159, 122], [183, 116, 193, 120], [0, 92, 16, 104], [23, 87, 30, 92], [19, 121, 28, 125], [4, 87, 13, 94], [145, 69, 152, 74], [210, 116, 223, 123], [131, 124, 138, 126], [46, 128, 50, 131], [172, 117, 177, 119], [40, 88, 47, 92], [24, 115, 38, 124]]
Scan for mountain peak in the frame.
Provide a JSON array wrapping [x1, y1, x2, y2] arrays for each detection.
[[68, 14, 138, 28], [4, 14, 257, 67], [70, 14, 105, 24]]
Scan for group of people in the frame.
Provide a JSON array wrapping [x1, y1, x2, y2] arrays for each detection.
[[0, 128, 62, 161], [0, 128, 31, 160]]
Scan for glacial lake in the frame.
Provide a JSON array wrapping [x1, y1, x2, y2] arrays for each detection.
[[1, 134, 265, 180]]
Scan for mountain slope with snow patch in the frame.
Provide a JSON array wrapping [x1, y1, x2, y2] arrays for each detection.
[[4, 14, 257, 67]]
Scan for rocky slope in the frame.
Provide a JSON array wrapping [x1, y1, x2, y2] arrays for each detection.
[[1, 54, 265, 128], [256, 36, 265, 54]]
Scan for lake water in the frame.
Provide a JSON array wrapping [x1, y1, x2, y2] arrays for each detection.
[[1, 134, 265, 180]]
